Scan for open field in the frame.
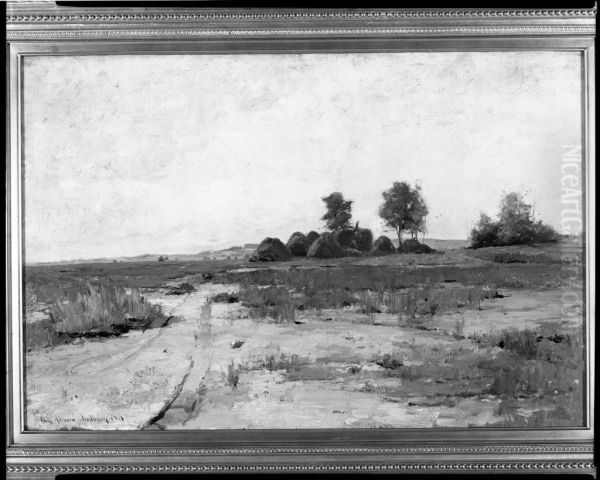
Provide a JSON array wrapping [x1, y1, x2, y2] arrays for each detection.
[[23, 239, 585, 429]]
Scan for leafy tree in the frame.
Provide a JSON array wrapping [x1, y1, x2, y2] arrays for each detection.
[[497, 192, 535, 245], [532, 220, 559, 243], [378, 181, 429, 244], [470, 213, 501, 248], [321, 192, 353, 232]]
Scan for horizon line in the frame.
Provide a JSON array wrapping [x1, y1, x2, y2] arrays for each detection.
[[24, 236, 471, 265]]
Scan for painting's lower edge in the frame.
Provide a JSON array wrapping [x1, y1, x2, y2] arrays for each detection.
[[5, 461, 597, 476]]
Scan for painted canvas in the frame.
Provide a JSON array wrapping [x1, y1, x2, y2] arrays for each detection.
[[22, 51, 586, 430]]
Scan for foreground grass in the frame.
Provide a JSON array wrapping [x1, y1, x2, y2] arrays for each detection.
[[25, 283, 167, 350], [232, 282, 500, 323], [23, 241, 586, 427]]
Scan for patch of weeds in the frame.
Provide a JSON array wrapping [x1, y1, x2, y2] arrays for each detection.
[[27, 283, 167, 350], [357, 290, 382, 316], [396, 365, 424, 381], [407, 396, 457, 408], [499, 329, 540, 358], [475, 327, 584, 425], [166, 282, 196, 295], [362, 380, 379, 393], [493, 377, 584, 427], [493, 252, 556, 264], [131, 365, 157, 386], [254, 353, 308, 372], [376, 353, 404, 369], [472, 328, 540, 359], [304, 287, 356, 311], [24, 318, 57, 350], [54, 282, 165, 330], [285, 365, 338, 381], [24, 282, 41, 308], [453, 318, 466, 339], [495, 276, 531, 289], [238, 286, 298, 323], [226, 361, 240, 390]]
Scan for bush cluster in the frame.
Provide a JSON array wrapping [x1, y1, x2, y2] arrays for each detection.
[[470, 193, 559, 248]]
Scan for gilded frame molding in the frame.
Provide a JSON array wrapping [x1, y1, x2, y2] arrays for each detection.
[[5, 1, 596, 478]]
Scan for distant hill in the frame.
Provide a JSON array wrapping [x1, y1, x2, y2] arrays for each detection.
[[28, 239, 471, 266], [28, 245, 257, 265]]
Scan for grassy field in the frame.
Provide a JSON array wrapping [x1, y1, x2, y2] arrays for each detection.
[[23, 238, 586, 429]]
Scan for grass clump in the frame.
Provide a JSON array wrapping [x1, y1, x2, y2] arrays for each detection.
[[25, 282, 166, 350], [166, 282, 196, 295], [258, 353, 307, 372], [226, 361, 240, 390], [24, 319, 56, 351], [50, 282, 165, 334], [493, 252, 554, 264], [238, 285, 298, 323], [453, 318, 466, 339], [472, 328, 539, 358], [474, 328, 584, 419], [24, 282, 40, 308]]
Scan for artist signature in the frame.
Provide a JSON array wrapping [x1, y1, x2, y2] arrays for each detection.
[[40, 414, 125, 425]]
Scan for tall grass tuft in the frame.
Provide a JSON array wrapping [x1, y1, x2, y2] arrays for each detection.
[[226, 361, 240, 390], [239, 285, 298, 323], [24, 282, 39, 308], [50, 282, 165, 333]]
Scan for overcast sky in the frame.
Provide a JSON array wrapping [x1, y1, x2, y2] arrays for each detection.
[[23, 51, 582, 263]]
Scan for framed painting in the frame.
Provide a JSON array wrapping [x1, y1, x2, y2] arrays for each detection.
[[5, 1, 596, 477]]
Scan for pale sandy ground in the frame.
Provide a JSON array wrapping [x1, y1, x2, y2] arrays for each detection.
[[24, 276, 582, 430], [24, 284, 233, 430]]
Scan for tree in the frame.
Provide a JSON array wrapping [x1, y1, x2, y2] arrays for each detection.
[[378, 181, 429, 245], [497, 192, 535, 245], [321, 192, 353, 232], [470, 213, 501, 248]]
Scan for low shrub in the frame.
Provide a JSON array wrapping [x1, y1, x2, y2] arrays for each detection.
[[470, 193, 560, 248], [212, 292, 239, 303]]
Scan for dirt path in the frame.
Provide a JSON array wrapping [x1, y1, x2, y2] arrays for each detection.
[[145, 301, 212, 428], [66, 293, 193, 375], [144, 284, 240, 429], [24, 284, 234, 430]]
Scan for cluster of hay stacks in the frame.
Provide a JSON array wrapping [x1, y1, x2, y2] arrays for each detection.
[[249, 229, 435, 262]]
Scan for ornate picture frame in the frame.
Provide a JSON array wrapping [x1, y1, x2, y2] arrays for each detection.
[[5, 2, 595, 477]]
